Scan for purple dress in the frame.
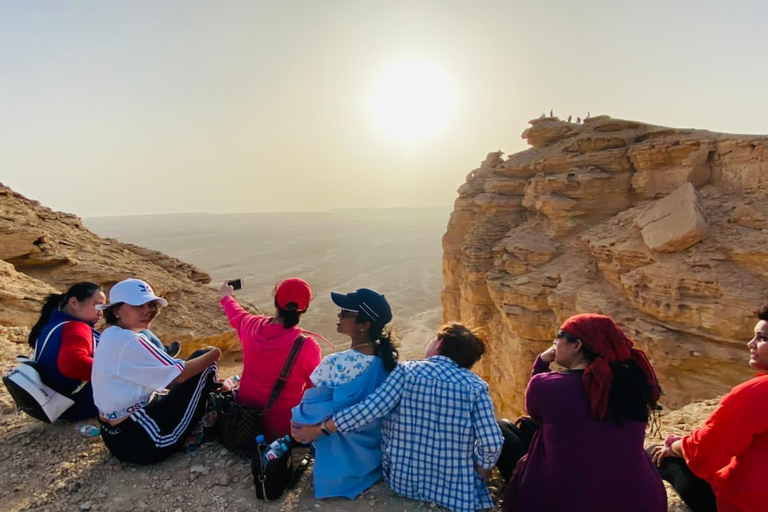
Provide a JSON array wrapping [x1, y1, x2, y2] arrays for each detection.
[[505, 356, 667, 512]]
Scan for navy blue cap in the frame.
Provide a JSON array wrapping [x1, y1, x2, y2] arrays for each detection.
[[330, 288, 393, 325]]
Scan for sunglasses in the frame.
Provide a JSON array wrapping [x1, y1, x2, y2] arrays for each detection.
[[556, 330, 580, 344], [338, 309, 358, 319]]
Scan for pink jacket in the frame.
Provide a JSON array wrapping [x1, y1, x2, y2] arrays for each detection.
[[221, 296, 322, 441]]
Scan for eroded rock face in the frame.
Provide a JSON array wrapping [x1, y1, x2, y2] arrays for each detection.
[[0, 184, 239, 355], [443, 116, 768, 416]]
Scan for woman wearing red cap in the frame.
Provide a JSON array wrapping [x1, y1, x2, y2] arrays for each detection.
[[219, 278, 322, 440], [502, 313, 666, 512], [651, 306, 768, 512]]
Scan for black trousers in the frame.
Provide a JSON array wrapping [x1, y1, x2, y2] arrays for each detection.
[[496, 419, 532, 483], [100, 351, 217, 465], [646, 446, 718, 512]]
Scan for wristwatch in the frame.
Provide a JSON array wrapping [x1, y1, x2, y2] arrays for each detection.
[[320, 420, 332, 436]]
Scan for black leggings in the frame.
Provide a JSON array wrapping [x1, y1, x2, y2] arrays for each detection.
[[100, 351, 217, 465], [496, 419, 532, 483], [646, 446, 718, 512]]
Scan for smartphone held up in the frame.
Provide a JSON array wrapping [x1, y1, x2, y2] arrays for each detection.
[[227, 278, 244, 291]]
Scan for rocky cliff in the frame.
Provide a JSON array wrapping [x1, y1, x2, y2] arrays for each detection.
[[443, 116, 768, 417], [0, 184, 238, 354]]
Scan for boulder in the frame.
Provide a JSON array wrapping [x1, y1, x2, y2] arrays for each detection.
[[637, 183, 708, 252]]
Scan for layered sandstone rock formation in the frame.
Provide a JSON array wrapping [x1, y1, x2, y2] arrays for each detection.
[[443, 116, 768, 417], [0, 184, 238, 354]]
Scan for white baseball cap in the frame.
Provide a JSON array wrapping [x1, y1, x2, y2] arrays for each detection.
[[102, 278, 168, 308]]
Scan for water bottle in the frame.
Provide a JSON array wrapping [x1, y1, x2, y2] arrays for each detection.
[[265, 435, 291, 454], [77, 424, 100, 437], [221, 374, 240, 391], [262, 435, 291, 465]]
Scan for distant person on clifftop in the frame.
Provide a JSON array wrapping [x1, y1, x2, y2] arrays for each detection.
[[26, 281, 179, 422], [293, 322, 502, 512], [219, 278, 322, 441], [651, 306, 768, 512], [92, 279, 220, 465], [499, 314, 666, 512], [291, 288, 397, 499]]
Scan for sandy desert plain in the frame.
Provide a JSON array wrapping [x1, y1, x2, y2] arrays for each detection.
[[86, 206, 451, 362]]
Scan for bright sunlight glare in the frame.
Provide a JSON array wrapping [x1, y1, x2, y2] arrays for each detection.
[[369, 58, 456, 142]]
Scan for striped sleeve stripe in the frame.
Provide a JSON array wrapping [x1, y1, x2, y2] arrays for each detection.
[[136, 334, 184, 371]]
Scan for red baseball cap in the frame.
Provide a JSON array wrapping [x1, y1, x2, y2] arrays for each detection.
[[275, 278, 312, 312]]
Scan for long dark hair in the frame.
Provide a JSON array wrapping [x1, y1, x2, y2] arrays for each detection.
[[274, 298, 302, 328], [28, 282, 103, 348], [356, 315, 399, 372], [577, 343, 659, 426]]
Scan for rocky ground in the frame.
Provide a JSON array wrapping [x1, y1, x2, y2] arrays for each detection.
[[1, 328, 701, 512]]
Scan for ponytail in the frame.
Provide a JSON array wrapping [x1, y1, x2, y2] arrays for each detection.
[[275, 299, 302, 329], [27, 282, 103, 348], [28, 294, 64, 348], [370, 323, 399, 373]]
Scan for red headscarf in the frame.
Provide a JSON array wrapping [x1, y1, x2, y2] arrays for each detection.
[[559, 313, 660, 420]]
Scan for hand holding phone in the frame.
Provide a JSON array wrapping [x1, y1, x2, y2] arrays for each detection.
[[227, 278, 244, 291]]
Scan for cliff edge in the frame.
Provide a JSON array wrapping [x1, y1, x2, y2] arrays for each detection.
[[443, 115, 768, 416], [0, 183, 238, 354]]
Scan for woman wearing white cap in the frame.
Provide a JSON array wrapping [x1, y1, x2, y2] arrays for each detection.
[[92, 279, 221, 465]]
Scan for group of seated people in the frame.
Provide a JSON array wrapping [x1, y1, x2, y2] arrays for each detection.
[[23, 277, 768, 512]]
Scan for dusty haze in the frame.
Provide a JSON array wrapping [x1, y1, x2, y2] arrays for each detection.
[[86, 207, 449, 360]]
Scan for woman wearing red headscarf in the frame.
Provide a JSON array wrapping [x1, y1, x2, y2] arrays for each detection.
[[502, 314, 666, 512]]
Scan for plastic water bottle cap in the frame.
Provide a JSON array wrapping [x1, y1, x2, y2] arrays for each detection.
[[255, 434, 265, 444]]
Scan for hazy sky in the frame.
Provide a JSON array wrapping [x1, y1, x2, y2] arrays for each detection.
[[2, 1, 767, 217]]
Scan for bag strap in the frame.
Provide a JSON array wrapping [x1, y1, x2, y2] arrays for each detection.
[[263, 335, 306, 412], [34, 320, 88, 397], [35, 321, 68, 362]]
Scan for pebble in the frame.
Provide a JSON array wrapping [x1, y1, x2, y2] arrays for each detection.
[[217, 474, 231, 486], [189, 464, 210, 475], [79, 503, 92, 511]]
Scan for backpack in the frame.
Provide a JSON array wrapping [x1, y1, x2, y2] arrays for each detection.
[[2, 322, 86, 423]]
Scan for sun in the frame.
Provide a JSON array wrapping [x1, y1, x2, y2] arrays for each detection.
[[369, 58, 455, 142]]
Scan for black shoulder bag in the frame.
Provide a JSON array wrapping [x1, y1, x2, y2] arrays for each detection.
[[217, 335, 306, 455]]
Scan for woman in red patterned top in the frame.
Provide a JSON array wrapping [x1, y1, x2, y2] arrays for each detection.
[[651, 306, 768, 512]]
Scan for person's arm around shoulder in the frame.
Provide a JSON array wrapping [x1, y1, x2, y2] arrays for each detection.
[[472, 382, 504, 481], [678, 376, 768, 479], [292, 363, 407, 443], [171, 347, 221, 384], [58, 322, 95, 381]]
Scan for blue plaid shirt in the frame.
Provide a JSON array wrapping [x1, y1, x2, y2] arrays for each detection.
[[334, 356, 503, 512]]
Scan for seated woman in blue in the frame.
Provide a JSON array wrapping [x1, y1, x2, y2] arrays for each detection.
[[291, 288, 397, 499]]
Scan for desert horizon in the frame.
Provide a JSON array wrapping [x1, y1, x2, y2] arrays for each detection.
[[85, 206, 451, 360]]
